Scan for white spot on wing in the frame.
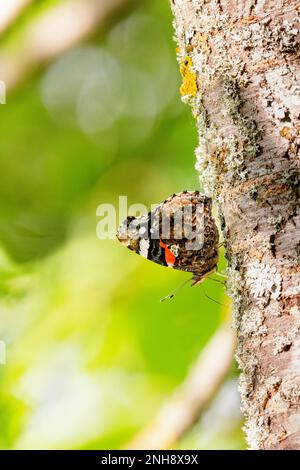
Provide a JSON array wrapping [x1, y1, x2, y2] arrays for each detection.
[[139, 238, 150, 258]]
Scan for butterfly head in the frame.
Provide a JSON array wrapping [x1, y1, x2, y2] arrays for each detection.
[[116, 215, 149, 253]]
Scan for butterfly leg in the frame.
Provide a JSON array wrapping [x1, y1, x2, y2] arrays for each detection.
[[191, 267, 217, 286], [215, 271, 227, 279]]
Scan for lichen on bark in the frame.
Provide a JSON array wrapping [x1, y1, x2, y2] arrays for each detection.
[[170, 0, 300, 450]]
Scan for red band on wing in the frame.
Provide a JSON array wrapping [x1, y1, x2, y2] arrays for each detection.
[[159, 240, 176, 266]]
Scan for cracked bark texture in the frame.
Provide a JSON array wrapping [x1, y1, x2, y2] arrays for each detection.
[[170, 0, 300, 450]]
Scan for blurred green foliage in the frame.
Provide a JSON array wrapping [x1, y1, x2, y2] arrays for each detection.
[[0, 0, 245, 449]]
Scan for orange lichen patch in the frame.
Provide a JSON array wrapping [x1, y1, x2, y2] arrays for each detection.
[[228, 15, 258, 28], [219, 172, 296, 200], [179, 56, 197, 97], [280, 126, 300, 158], [191, 33, 210, 54], [241, 15, 258, 24], [252, 58, 280, 72], [264, 183, 290, 198], [210, 145, 229, 175], [280, 126, 300, 141], [228, 236, 266, 259]]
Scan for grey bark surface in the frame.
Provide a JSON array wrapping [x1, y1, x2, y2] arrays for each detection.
[[170, 0, 300, 450]]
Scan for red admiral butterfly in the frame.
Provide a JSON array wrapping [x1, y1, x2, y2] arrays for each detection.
[[117, 191, 219, 299]]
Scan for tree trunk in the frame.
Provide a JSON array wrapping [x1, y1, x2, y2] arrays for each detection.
[[170, 0, 300, 450]]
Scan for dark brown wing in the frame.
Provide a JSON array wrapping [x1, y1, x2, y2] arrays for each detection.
[[117, 191, 219, 279]]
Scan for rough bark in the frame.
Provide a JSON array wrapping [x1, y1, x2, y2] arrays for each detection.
[[170, 0, 300, 450]]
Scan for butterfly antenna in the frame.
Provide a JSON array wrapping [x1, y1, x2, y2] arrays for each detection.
[[160, 277, 193, 302], [202, 287, 228, 307], [207, 276, 225, 284]]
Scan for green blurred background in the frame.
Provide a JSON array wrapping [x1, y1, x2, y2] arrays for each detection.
[[0, 0, 245, 449]]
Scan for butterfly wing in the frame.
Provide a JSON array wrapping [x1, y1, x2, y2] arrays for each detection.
[[116, 191, 219, 281], [116, 211, 168, 267]]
